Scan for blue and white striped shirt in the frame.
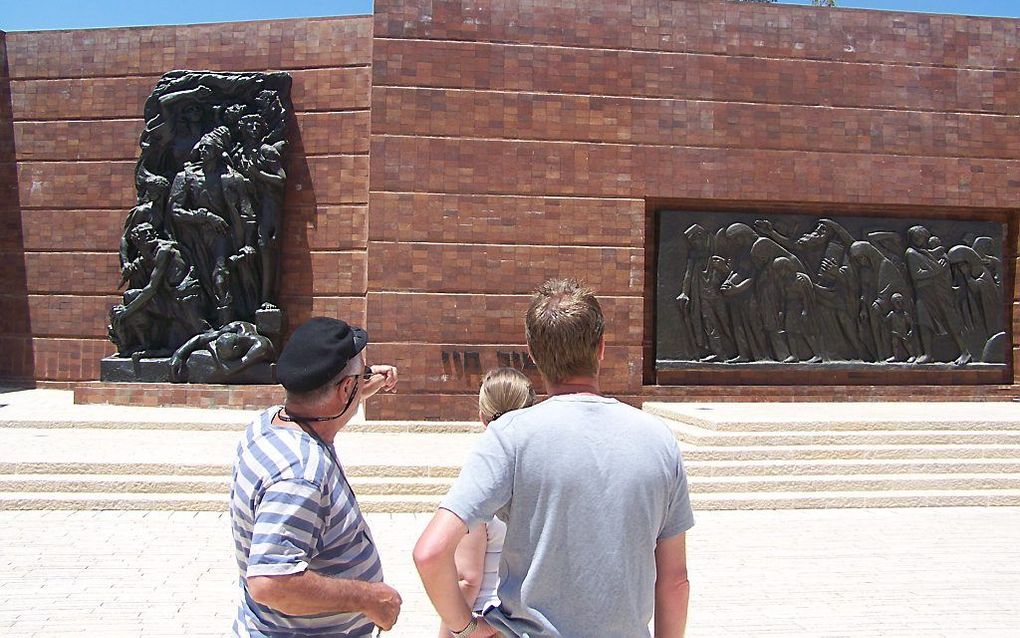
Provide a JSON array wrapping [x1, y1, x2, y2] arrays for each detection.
[[231, 407, 383, 637]]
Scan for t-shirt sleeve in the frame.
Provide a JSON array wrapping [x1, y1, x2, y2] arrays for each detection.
[[440, 424, 515, 529], [246, 478, 326, 577], [658, 445, 695, 541]]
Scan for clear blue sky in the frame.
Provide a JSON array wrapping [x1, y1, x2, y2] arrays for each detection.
[[0, 0, 1016, 31]]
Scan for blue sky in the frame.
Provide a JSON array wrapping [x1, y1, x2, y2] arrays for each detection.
[[0, 0, 1016, 31]]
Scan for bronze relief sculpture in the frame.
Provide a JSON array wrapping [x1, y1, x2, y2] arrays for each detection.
[[104, 71, 291, 383], [656, 212, 1007, 372]]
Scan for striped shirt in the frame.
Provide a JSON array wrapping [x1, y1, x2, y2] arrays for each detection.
[[231, 407, 383, 637]]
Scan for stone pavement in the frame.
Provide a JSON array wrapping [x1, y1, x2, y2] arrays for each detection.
[[1, 507, 1018, 637]]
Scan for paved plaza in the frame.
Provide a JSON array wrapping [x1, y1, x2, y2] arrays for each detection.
[[0, 507, 1017, 637]]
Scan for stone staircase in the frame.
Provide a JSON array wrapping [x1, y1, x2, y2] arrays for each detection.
[[647, 402, 1020, 508], [0, 390, 1018, 511]]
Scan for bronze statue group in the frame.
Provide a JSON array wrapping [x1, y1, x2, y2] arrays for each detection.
[[109, 72, 291, 382]]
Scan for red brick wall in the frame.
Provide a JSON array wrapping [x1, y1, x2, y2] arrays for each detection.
[[0, 29, 35, 380], [1, 17, 373, 381], [368, 0, 1020, 418], [4, 3, 1020, 417]]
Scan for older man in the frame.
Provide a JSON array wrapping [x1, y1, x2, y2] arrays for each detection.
[[231, 317, 402, 637], [415, 279, 694, 637]]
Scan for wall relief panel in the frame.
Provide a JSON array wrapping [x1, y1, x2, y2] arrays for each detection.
[[655, 211, 1008, 384], [103, 71, 291, 383]]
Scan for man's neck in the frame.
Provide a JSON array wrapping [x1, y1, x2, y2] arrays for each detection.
[[275, 405, 345, 444], [546, 375, 601, 397]]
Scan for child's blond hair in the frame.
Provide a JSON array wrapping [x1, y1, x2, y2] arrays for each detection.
[[478, 367, 536, 423]]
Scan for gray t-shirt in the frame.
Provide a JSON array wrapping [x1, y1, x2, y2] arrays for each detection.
[[440, 394, 694, 638]]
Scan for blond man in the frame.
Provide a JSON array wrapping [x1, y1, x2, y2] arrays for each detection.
[[415, 279, 694, 637]]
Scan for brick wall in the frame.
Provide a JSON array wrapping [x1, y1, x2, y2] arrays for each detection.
[[3, 3, 1020, 417], [368, 0, 1020, 418], [0, 29, 35, 380], [1, 17, 373, 382]]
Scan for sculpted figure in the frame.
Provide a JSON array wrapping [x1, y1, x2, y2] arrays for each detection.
[[697, 256, 734, 362], [772, 256, 824, 363], [884, 293, 920, 363], [750, 237, 804, 362], [905, 225, 970, 365], [948, 244, 1003, 341], [675, 223, 713, 359], [848, 241, 912, 362], [120, 174, 171, 289], [757, 218, 862, 359], [169, 321, 275, 383], [971, 237, 1002, 287], [109, 223, 207, 357], [718, 223, 766, 362], [168, 127, 251, 323], [236, 114, 286, 310]]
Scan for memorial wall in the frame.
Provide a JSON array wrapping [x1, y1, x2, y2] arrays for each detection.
[[1, 1, 1018, 418]]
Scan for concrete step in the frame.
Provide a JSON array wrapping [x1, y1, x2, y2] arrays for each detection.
[[6, 488, 1020, 512], [0, 462, 462, 479], [4, 458, 1020, 480], [0, 492, 229, 511], [0, 389, 479, 432], [0, 417, 480, 434], [683, 458, 1020, 476], [681, 444, 1020, 461], [671, 422, 1020, 447], [0, 474, 228, 494], [691, 489, 1020, 510], [8, 470, 1019, 498], [689, 473, 1020, 493], [0, 492, 442, 513], [0, 474, 456, 496], [0, 427, 480, 469], [645, 401, 1020, 432]]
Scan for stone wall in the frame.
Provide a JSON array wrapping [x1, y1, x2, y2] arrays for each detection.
[[2, 2, 1019, 417], [367, 0, 1020, 418], [0, 18, 373, 382]]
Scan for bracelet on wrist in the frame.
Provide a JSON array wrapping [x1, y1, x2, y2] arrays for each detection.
[[449, 615, 477, 638]]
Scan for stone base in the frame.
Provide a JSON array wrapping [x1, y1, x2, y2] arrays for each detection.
[[75, 382, 284, 410], [100, 356, 275, 384], [100, 357, 173, 383]]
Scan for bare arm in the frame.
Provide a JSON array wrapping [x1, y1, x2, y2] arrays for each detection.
[[247, 571, 401, 630], [121, 248, 170, 317], [438, 523, 489, 636], [415, 509, 497, 637], [362, 364, 398, 398], [654, 532, 690, 638]]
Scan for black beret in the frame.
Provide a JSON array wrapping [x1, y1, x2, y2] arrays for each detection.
[[277, 317, 368, 393]]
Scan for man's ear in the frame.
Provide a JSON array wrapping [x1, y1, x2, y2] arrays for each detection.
[[335, 375, 355, 400], [597, 335, 606, 361]]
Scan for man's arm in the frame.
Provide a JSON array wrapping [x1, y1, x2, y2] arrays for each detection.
[[247, 571, 401, 630], [245, 478, 402, 630], [362, 364, 398, 398], [654, 532, 690, 638], [414, 509, 473, 631], [414, 509, 497, 637], [437, 523, 488, 637]]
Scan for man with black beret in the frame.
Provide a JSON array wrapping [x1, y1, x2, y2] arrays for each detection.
[[230, 316, 402, 637]]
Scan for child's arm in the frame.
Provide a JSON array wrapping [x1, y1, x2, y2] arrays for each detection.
[[437, 523, 489, 637]]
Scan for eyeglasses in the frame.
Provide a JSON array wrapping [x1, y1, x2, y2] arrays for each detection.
[[333, 365, 373, 385]]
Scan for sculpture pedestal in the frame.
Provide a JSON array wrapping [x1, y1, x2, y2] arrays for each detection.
[[100, 356, 275, 384]]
